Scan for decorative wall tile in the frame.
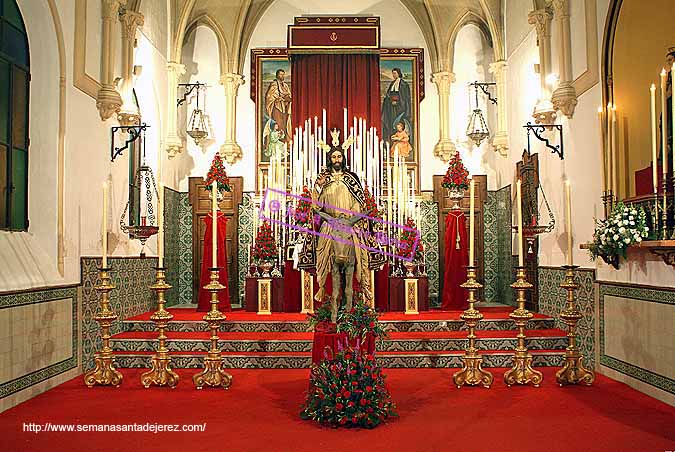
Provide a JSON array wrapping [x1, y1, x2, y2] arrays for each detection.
[[0, 286, 78, 399], [238, 194, 255, 305], [164, 187, 180, 305], [484, 191, 498, 301], [80, 257, 157, 371], [538, 266, 596, 368], [178, 192, 193, 305], [599, 283, 675, 395], [483, 186, 513, 305], [420, 200, 439, 307]]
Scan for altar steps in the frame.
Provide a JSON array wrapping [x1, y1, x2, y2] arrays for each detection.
[[110, 308, 568, 368]]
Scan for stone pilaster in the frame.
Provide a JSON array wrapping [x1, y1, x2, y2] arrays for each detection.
[[219, 73, 245, 164], [96, 0, 126, 121], [488, 60, 509, 156], [550, 0, 578, 117], [165, 62, 186, 158], [528, 8, 557, 124], [117, 9, 144, 125], [431, 71, 456, 162]]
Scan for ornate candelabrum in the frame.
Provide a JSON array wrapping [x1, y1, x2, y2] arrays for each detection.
[[140, 267, 179, 388], [504, 266, 543, 387], [662, 177, 669, 240], [193, 267, 232, 389], [601, 190, 614, 219], [453, 266, 493, 388], [84, 267, 123, 388], [556, 265, 595, 386]]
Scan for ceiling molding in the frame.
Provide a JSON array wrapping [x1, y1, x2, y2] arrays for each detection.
[[185, 13, 229, 76], [447, 9, 493, 72]]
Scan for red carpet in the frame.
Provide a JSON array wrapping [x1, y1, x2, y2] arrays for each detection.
[[126, 307, 548, 322], [2, 368, 673, 452]]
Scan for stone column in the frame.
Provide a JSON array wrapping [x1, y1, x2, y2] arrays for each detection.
[[550, 0, 578, 117], [528, 8, 556, 124], [489, 60, 509, 156], [219, 73, 245, 164], [165, 62, 186, 158], [96, 0, 125, 121], [432, 71, 456, 161], [117, 9, 144, 125]]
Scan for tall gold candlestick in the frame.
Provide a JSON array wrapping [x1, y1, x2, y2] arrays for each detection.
[[453, 266, 493, 388], [504, 266, 543, 387], [84, 267, 123, 387], [556, 265, 594, 386], [140, 268, 179, 388]]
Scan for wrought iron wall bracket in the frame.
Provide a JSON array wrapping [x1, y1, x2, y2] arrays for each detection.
[[524, 122, 563, 159], [111, 123, 149, 162], [470, 81, 497, 105], [177, 82, 206, 107]]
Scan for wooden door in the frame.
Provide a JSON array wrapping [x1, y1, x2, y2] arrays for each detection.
[[189, 176, 243, 306], [433, 174, 487, 299]]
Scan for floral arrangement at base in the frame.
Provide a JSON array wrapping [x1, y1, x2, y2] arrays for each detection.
[[363, 185, 382, 220], [307, 303, 333, 330], [397, 217, 424, 261], [204, 153, 231, 192], [588, 202, 648, 269], [300, 341, 397, 428], [252, 221, 277, 262], [441, 152, 469, 191], [337, 301, 387, 342]]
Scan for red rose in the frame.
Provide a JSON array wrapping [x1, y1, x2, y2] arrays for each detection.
[[336, 403, 344, 411], [339, 418, 347, 425], [351, 381, 358, 386], [344, 354, 352, 360], [348, 401, 354, 408], [359, 398, 368, 406], [368, 322, 375, 328], [367, 407, 374, 413], [366, 385, 373, 392], [343, 391, 351, 398]]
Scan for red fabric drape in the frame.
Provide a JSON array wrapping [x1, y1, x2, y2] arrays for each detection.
[[197, 213, 231, 312], [374, 263, 390, 311], [283, 261, 301, 312], [441, 211, 469, 310], [291, 53, 381, 138]]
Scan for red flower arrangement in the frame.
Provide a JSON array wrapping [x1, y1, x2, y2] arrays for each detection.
[[204, 153, 231, 192], [363, 185, 381, 220], [252, 221, 276, 262], [294, 185, 313, 227], [441, 152, 469, 191], [397, 217, 424, 261], [300, 342, 397, 428]]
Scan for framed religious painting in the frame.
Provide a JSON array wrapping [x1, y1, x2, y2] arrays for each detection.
[[250, 48, 291, 179]]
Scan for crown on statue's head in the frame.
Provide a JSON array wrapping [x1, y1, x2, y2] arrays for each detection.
[[330, 129, 341, 147]]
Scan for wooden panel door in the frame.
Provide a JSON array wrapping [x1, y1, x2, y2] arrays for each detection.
[[433, 174, 487, 300], [189, 177, 243, 306]]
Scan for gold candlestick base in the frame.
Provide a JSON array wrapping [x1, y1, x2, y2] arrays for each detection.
[[555, 265, 594, 386], [453, 266, 493, 389], [504, 266, 543, 387], [193, 268, 232, 390], [141, 268, 179, 388], [84, 267, 123, 388]]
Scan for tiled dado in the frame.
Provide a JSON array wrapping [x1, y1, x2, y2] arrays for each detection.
[[538, 266, 596, 369], [0, 286, 78, 399], [80, 257, 158, 372], [163, 187, 181, 306], [484, 186, 513, 306], [178, 192, 193, 306], [420, 200, 440, 307], [599, 283, 675, 395], [238, 194, 255, 305]]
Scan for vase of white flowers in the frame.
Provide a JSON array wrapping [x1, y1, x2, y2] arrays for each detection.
[[588, 202, 649, 269]]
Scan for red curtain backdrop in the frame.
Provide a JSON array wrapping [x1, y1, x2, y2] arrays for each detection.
[[375, 263, 390, 311], [441, 211, 469, 310], [197, 213, 231, 312], [291, 53, 381, 138], [283, 261, 301, 312]]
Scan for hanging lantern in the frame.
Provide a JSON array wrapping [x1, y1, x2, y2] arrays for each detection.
[[120, 127, 159, 255], [187, 84, 208, 145], [466, 83, 490, 146]]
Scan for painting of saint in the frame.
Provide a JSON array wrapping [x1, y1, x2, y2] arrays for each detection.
[[261, 61, 291, 163], [380, 60, 415, 161]]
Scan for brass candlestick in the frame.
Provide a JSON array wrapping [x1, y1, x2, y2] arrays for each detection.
[[556, 265, 594, 386], [193, 267, 232, 389], [504, 266, 543, 387], [141, 267, 179, 388], [661, 178, 669, 240], [453, 265, 493, 389], [84, 267, 123, 388]]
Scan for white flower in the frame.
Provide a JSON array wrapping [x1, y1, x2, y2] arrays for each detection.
[[636, 237, 642, 242], [613, 234, 619, 240], [630, 221, 635, 226], [624, 238, 631, 244], [629, 215, 634, 221], [623, 220, 629, 225], [619, 227, 625, 233]]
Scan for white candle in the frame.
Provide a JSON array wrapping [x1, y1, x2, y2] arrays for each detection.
[[598, 107, 607, 193], [158, 182, 164, 267], [469, 178, 475, 265], [672, 64, 675, 179], [651, 84, 658, 194], [517, 179, 524, 267], [565, 180, 573, 266], [322, 108, 326, 143], [343, 108, 347, 140], [212, 181, 218, 268], [102, 181, 108, 268], [660, 70, 668, 184], [606, 102, 612, 193], [611, 104, 617, 196]]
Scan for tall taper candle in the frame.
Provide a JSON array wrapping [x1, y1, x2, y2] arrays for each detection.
[[469, 178, 475, 265], [565, 180, 573, 266], [651, 83, 658, 194], [598, 106, 607, 193], [672, 64, 675, 178], [102, 182, 108, 268], [517, 179, 524, 267], [212, 181, 217, 268], [611, 104, 617, 196], [660, 70, 668, 183], [158, 182, 164, 267]]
